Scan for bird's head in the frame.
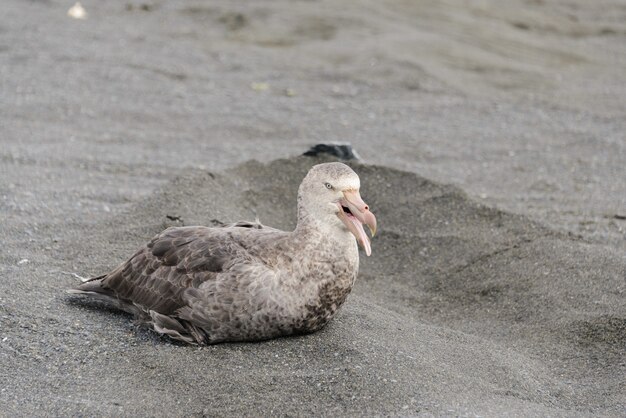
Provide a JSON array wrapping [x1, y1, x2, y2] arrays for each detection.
[[298, 162, 377, 256]]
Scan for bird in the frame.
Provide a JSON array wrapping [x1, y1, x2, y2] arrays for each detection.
[[68, 162, 377, 345]]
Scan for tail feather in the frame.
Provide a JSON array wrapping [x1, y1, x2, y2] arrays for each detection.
[[67, 275, 142, 316], [68, 275, 107, 294]]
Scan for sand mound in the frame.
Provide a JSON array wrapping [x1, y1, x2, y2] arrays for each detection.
[[3, 156, 620, 416]]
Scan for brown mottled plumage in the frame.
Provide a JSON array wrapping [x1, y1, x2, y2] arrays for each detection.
[[69, 163, 377, 344]]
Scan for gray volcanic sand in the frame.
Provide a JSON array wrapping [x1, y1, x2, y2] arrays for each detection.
[[1, 0, 626, 416]]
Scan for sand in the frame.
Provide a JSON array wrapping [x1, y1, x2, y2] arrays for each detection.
[[1, 0, 625, 416]]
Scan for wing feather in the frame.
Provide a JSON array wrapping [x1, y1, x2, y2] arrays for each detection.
[[74, 223, 288, 343], [91, 227, 230, 315]]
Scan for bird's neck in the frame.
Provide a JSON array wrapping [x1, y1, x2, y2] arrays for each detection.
[[293, 205, 359, 262]]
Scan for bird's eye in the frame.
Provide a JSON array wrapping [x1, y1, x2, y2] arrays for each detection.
[[324, 182, 333, 190]]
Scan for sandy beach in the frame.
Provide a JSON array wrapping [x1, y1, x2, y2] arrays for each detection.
[[1, 0, 625, 416]]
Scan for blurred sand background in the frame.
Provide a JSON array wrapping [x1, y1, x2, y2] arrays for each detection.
[[1, 0, 625, 416]]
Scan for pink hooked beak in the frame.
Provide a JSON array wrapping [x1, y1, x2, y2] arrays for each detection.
[[337, 189, 377, 256]]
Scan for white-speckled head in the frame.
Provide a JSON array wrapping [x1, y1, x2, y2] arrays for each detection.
[[297, 163, 376, 255]]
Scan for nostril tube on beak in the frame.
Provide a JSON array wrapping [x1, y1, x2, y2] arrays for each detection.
[[342, 189, 369, 212]]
